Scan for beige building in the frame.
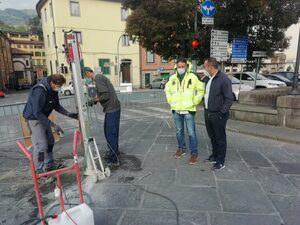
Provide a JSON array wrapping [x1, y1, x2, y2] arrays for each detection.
[[7, 32, 47, 82], [36, 0, 140, 88]]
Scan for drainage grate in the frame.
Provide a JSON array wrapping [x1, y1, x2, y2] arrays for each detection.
[[156, 136, 177, 144]]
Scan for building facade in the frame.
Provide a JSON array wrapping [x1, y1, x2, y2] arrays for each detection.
[[7, 32, 47, 83], [140, 46, 175, 88], [11, 48, 34, 89], [0, 31, 14, 91], [36, 0, 140, 88]]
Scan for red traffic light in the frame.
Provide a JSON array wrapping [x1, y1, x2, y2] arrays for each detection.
[[191, 39, 199, 47]]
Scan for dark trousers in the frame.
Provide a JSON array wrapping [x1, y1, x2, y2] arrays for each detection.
[[204, 110, 229, 165], [104, 109, 121, 163]]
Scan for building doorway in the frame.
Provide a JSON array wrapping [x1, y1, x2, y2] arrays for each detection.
[[121, 59, 131, 83]]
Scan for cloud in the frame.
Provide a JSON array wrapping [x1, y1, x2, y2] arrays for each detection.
[[0, 0, 39, 10]]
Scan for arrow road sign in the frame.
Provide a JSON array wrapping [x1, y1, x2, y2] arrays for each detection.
[[201, 0, 216, 17], [211, 30, 229, 36], [231, 35, 248, 63], [252, 51, 267, 57]]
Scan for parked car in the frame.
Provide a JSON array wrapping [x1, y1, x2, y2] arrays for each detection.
[[0, 90, 5, 98], [271, 71, 300, 81], [201, 75, 253, 101], [229, 72, 286, 88], [228, 76, 254, 100], [149, 78, 168, 89], [264, 74, 293, 86], [60, 81, 74, 95]]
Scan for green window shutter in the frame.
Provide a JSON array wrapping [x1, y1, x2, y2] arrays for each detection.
[[98, 58, 110, 75]]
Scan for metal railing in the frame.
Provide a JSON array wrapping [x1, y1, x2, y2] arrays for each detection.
[[0, 90, 167, 144]]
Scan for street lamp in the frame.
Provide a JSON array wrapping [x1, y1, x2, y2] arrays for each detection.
[[289, 28, 300, 95], [116, 33, 129, 86]]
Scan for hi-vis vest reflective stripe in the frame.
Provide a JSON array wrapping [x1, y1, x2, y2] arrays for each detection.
[[164, 72, 205, 111]]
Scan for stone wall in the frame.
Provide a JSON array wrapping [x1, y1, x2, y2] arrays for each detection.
[[231, 87, 300, 129]]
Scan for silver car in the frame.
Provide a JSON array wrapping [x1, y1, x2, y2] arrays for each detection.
[[149, 78, 167, 89]]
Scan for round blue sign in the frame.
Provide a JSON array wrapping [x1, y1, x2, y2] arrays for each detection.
[[201, 0, 216, 17]]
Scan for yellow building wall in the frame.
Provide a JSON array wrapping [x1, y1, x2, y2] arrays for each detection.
[[40, 0, 140, 88]]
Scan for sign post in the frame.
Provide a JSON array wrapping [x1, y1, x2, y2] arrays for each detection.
[[231, 36, 248, 90], [201, 0, 216, 25], [210, 29, 229, 63], [252, 51, 267, 88]]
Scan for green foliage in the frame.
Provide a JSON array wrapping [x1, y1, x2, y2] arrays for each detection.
[[0, 9, 35, 26], [27, 16, 43, 37], [124, 0, 300, 62]]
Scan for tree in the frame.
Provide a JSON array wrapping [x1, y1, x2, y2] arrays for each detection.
[[0, 20, 16, 32], [27, 16, 43, 39], [124, 0, 300, 62]]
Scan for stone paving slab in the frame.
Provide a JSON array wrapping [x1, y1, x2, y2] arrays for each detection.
[[258, 147, 297, 163], [177, 165, 216, 187], [209, 213, 282, 225], [218, 180, 275, 213], [142, 185, 221, 211], [251, 167, 299, 195], [142, 151, 178, 170], [288, 175, 300, 191], [239, 151, 271, 167], [120, 210, 208, 225], [273, 162, 300, 175], [92, 208, 123, 225], [90, 183, 144, 208], [214, 161, 255, 181], [269, 195, 300, 225]]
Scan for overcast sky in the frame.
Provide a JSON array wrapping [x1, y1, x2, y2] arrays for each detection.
[[0, 0, 299, 60], [0, 0, 38, 10]]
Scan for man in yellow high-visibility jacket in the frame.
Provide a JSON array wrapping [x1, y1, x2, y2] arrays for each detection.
[[164, 57, 205, 165]]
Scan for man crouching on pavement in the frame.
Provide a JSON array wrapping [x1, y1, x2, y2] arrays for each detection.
[[23, 74, 78, 184]]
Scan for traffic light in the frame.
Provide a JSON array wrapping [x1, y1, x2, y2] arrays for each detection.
[[191, 39, 199, 48], [60, 64, 64, 74]]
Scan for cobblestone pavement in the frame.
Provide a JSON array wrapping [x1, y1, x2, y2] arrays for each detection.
[[1, 102, 299, 225]]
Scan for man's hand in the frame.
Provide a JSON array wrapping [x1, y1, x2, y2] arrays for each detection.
[[53, 124, 64, 135], [87, 97, 99, 107], [68, 112, 78, 120]]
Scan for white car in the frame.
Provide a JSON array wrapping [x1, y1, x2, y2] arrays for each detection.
[[230, 72, 286, 88], [228, 75, 254, 100], [201, 75, 253, 101], [60, 81, 74, 96]]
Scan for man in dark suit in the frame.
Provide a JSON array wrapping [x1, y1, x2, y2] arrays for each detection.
[[203, 58, 233, 170]]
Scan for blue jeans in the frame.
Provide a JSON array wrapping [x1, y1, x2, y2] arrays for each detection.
[[172, 111, 198, 155], [104, 109, 121, 163]]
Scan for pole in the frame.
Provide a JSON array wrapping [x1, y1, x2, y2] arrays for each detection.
[[239, 64, 243, 91], [117, 35, 122, 86], [289, 28, 300, 95], [192, 0, 198, 73], [70, 33, 93, 174], [254, 57, 260, 89]]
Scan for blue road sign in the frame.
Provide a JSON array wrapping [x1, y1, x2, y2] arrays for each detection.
[[231, 35, 248, 63], [201, 0, 216, 17]]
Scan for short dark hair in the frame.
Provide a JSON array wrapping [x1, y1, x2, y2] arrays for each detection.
[[205, 57, 219, 69], [176, 57, 187, 64], [48, 74, 66, 86]]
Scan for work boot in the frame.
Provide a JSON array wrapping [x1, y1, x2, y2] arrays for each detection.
[[174, 149, 186, 159], [45, 162, 65, 172], [189, 153, 198, 165], [38, 176, 55, 184]]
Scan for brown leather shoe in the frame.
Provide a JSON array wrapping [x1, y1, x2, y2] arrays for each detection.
[[174, 149, 186, 159], [189, 154, 198, 165]]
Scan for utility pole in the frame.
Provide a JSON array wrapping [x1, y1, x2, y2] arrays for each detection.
[[289, 28, 300, 95]]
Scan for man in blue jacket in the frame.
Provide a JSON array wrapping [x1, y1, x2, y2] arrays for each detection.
[[203, 58, 233, 170], [23, 74, 78, 183]]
